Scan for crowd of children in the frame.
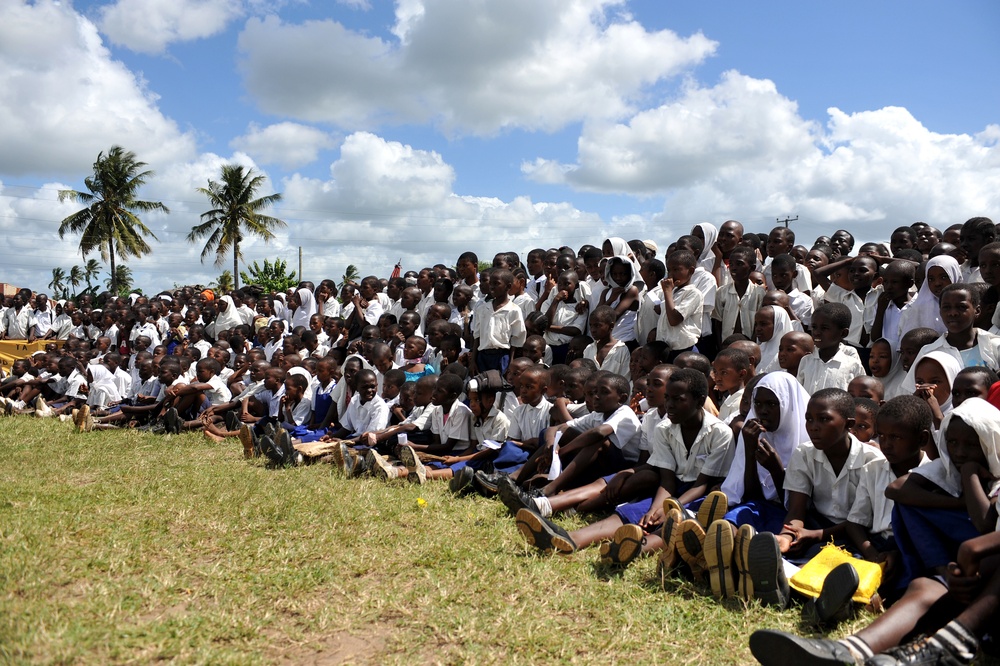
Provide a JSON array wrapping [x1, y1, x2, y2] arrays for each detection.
[[3, 218, 1000, 666]]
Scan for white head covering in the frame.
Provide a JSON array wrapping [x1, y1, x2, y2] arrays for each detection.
[[913, 350, 962, 422], [757, 306, 794, 374], [693, 223, 719, 272], [86, 363, 122, 403], [604, 237, 644, 284], [290, 288, 317, 330], [872, 337, 906, 400], [213, 295, 243, 334], [898, 255, 961, 335], [912, 397, 1000, 497], [603, 256, 639, 290], [721, 371, 811, 505]]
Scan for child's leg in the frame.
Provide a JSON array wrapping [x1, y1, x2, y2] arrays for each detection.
[[577, 469, 659, 513], [547, 478, 607, 513], [854, 577, 950, 653], [426, 468, 453, 481], [569, 514, 625, 550], [541, 442, 604, 495]]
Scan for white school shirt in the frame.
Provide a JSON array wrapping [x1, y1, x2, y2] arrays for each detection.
[[566, 405, 642, 462], [57, 368, 88, 400], [130, 376, 162, 402], [508, 397, 553, 442], [475, 410, 511, 446], [112, 368, 132, 398], [847, 453, 930, 538], [157, 376, 188, 403], [786, 288, 815, 329], [656, 285, 703, 351], [717, 387, 744, 425], [130, 322, 161, 347], [51, 314, 73, 340], [282, 394, 314, 429], [103, 324, 119, 348], [497, 392, 521, 422], [824, 284, 882, 346], [430, 400, 474, 452], [541, 297, 588, 347], [471, 299, 527, 350], [635, 285, 663, 345], [583, 340, 631, 379], [2, 307, 35, 339], [882, 299, 906, 352], [690, 267, 717, 337], [638, 406, 670, 453], [512, 293, 536, 322], [646, 412, 734, 483], [193, 339, 212, 358], [796, 344, 867, 394], [33, 306, 54, 337], [764, 261, 813, 295], [403, 403, 435, 431], [341, 394, 390, 436], [203, 374, 233, 406], [784, 435, 885, 524], [960, 262, 983, 284], [713, 281, 764, 341], [416, 293, 435, 321]]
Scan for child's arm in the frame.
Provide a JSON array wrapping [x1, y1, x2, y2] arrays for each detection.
[[658, 278, 685, 327], [885, 472, 966, 509], [675, 473, 724, 507], [960, 461, 999, 533], [638, 468, 679, 529], [557, 424, 611, 456], [776, 491, 839, 555]]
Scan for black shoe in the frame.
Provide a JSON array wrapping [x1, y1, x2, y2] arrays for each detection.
[[866, 628, 978, 666], [807, 562, 858, 627], [749, 630, 859, 666], [498, 475, 540, 515], [163, 407, 181, 435], [277, 429, 294, 466], [473, 470, 506, 496], [261, 421, 276, 439], [514, 508, 577, 554], [449, 465, 476, 495], [224, 411, 241, 432], [747, 532, 790, 609], [261, 435, 283, 465]]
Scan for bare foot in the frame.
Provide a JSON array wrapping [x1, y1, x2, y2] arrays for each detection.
[[203, 430, 225, 444]]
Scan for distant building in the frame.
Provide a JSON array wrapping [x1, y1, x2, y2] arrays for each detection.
[[0, 283, 20, 298]]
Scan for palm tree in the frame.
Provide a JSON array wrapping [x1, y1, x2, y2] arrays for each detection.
[[211, 270, 235, 294], [340, 264, 360, 289], [83, 259, 102, 294], [58, 146, 168, 294], [49, 267, 67, 298], [105, 265, 133, 296], [68, 265, 84, 297], [188, 164, 285, 290]]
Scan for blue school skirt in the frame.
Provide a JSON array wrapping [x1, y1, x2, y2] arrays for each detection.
[[449, 441, 530, 474], [892, 504, 980, 589], [615, 482, 694, 527]]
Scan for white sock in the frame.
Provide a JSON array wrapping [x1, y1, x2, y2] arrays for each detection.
[[931, 620, 978, 660], [534, 496, 553, 517], [837, 635, 873, 664]]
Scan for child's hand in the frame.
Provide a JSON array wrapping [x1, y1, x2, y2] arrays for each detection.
[[742, 418, 764, 450], [754, 436, 782, 475], [639, 504, 664, 529], [604, 471, 631, 501], [556, 289, 570, 302], [659, 278, 673, 293], [574, 301, 588, 314], [945, 562, 980, 604], [876, 550, 900, 581], [782, 524, 822, 555]]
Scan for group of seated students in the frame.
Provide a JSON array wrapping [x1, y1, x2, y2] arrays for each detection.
[[3, 217, 1000, 666]]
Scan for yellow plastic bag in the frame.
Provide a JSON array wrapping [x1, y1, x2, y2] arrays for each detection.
[[789, 543, 882, 604]]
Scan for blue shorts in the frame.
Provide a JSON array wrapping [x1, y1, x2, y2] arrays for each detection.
[[614, 481, 694, 527]]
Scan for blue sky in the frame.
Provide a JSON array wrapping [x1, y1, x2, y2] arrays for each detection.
[[1, 0, 997, 294]]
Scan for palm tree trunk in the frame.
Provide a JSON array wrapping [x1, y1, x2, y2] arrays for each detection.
[[233, 240, 240, 291], [109, 244, 117, 295]]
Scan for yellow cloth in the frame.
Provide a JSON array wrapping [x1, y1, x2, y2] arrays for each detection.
[[789, 543, 882, 604]]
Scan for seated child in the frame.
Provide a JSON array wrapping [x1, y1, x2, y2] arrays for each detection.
[[161, 358, 233, 433], [796, 303, 866, 394], [777, 331, 814, 377], [381, 368, 406, 407], [656, 250, 703, 362], [354, 375, 437, 456], [325, 369, 390, 441], [713, 347, 751, 424], [582, 305, 630, 378], [749, 397, 1000, 666], [849, 397, 879, 444], [912, 350, 961, 435], [847, 375, 884, 403], [755, 305, 795, 374]]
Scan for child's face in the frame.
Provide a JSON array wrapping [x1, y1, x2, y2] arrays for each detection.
[[488, 275, 509, 302], [457, 259, 477, 281], [399, 314, 419, 338], [309, 316, 323, 334], [711, 357, 744, 394], [778, 336, 810, 372], [749, 271, 766, 287], [848, 377, 880, 401], [753, 309, 774, 343], [382, 381, 401, 402], [196, 365, 214, 383], [413, 382, 434, 407], [357, 374, 378, 404], [589, 315, 613, 342], [527, 253, 544, 276], [643, 367, 670, 410], [806, 250, 829, 272], [433, 283, 450, 303], [881, 269, 912, 302], [284, 378, 304, 401], [556, 274, 577, 295], [979, 249, 1000, 287], [399, 387, 416, 412], [666, 260, 693, 287], [940, 290, 978, 335], [849, 259, 877, 291], [609, 262, 630, 286], [805, 398, 852, 451], [593, 378, 624, 415], [876, 415, 922, 465], [898, 337, 922, 372], [564, 374, 586, 402], [850, 406, 875, 443], [868, 342, 894, 378], [951, 374, 990, 408], [770, 266, 795, 292], [728, 254, 752, 282], [766, 231, 791, 258], [926, 266, 952, 298], [810, 313, 846, 351], [453, 289, 472, 310], [523, 339, 544, 363], [914, 358, 951, 407], [585, 257, 602, 282], [944, 416, 986, 469], [518, 372, 546, 405], [431, 383, 458, 407], [751, 387, 781, 432], [158, 367, 178, 385], [664, 380, 700, 424], [403, 337, 425, 360], [401, 290, 420, 310]]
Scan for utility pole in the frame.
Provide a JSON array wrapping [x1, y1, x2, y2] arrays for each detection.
[[298, 246, 303, 283], [777, 215, 798, 229]]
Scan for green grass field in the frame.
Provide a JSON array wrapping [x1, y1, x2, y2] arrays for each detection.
[[0, 418, 946, 665]]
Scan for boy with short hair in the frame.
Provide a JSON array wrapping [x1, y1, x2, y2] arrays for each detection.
[[469, 269, 526, 375], [541, 270, 587, 365], [713, 347, 751, 424], [583, 305, 630, 378], [796, 303, 866, 393], [824, 255, 882, 347], [777, 331, 814, 377], [713, 246, 764, 344], [656, 250, 703, 360], [770, 253, 814, 328]]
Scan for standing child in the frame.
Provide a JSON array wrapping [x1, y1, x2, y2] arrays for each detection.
[[470, 269, 527, 375], [777, 331, 814, 378], [656, 251, 703, 362], [713, 246, 764, 345], [541, 271, 587, 366], [713, 348, 751, 424]]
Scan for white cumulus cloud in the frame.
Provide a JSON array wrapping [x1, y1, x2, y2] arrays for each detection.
[[0, 0, 196, 178], [98, 0, 245, 54], [231, 122, 337, 170], [237, 0, 717, 134]]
